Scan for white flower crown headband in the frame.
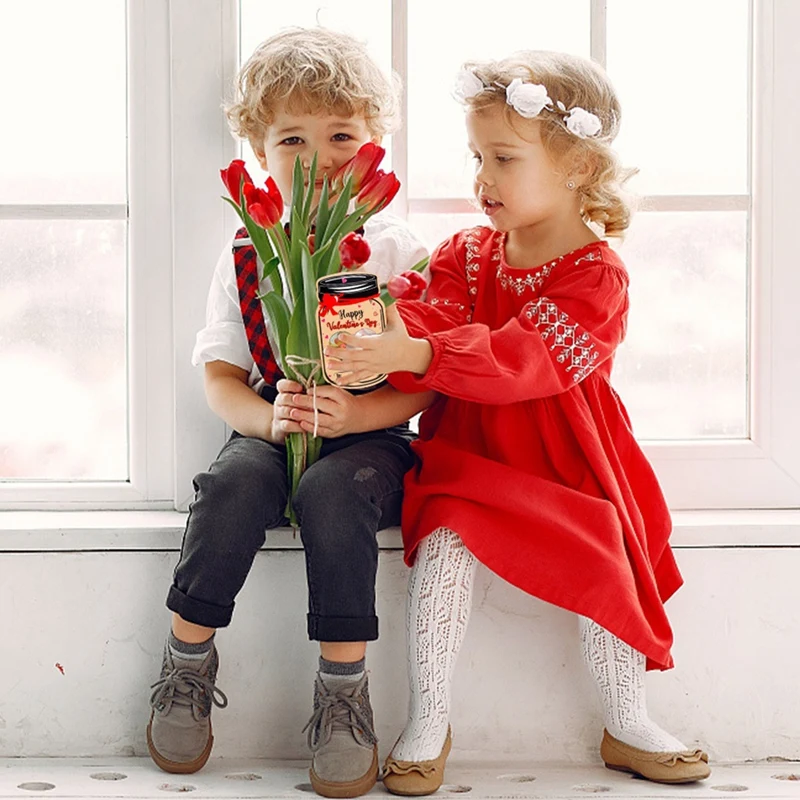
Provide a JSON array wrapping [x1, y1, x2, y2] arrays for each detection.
[[454, 70, 603, 139]]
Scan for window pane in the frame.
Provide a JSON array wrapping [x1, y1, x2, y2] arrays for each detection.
[[408, 212, 485, 254], [238, 1, 393, 185], [240, 1, 391, 79], [0, 1, 126, 204], [607, 0, 749, 195], [407, 0, 589, 199], [0, 221, 127, 480], [613, 212, 748, 440]]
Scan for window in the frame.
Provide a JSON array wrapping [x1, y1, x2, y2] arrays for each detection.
[[3, 0, 797, 512], [0, 0, 173, 507]]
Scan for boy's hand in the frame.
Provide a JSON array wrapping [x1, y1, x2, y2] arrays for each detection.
[[324, 304, 433, 383], [282, 383, 360, 438], [270, 379, 307, 443]]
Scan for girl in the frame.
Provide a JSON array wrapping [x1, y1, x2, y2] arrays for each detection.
[[325, 51, 710, 792]]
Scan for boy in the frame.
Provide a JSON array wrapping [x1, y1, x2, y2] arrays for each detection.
[[146, 27, 432, 798]]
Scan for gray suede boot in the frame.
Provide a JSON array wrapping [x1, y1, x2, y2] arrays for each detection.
[[304, 672, 379, 798], [146, 643, 228, 774]]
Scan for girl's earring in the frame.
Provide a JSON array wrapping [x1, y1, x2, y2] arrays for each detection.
[[566, 180, 576, 190]]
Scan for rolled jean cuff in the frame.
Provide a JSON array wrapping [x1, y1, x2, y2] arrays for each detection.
[[307, 613, 379, 642], [167, 585, 235, 629]]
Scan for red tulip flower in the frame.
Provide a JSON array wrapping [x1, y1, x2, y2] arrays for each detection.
[[387, 270, 427, 301], [243, 177, 284, 229], [357, 169, 401, 213], [220, 159, 254, 204], [400, 270, 427, 295], [331, 142, 385, 194], [338, 232, 371, 269]]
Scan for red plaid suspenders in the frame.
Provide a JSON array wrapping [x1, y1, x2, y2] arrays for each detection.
[[232, 226, 284, 387]]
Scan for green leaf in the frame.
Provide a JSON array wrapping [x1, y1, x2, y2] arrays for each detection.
[[222, 195, 245, 223], [258, 290, 291, 371], [316, 243, 341, 279], [314, 177, 331, 246], [261, 255, 281, 282], [241, 211, 284, 297], [317, 174, 353, 249], [301, 152, 318, 225], [287, 205, 306, 305], [300, 246, 323, 369], [285, 305, 311, 383], [291, 155, 305, 222]]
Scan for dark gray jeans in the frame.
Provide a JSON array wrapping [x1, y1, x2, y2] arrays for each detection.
[[167, 429, 415, 642]]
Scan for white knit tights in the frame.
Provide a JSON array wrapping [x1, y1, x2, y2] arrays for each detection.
[[390, 529, 686, 762], [391, 528, 477, 762], [579, 616, 687, 752]]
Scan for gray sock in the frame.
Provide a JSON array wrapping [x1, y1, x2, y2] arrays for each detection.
[[168, 630, 214, 663], [319, 656, 365, 685]]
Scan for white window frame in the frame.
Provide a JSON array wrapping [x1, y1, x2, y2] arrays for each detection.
[[2, 0, 797, 513], [0, 0, 174, 509]]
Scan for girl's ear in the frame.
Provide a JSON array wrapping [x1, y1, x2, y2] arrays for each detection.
[[565, 147, 597, 190]]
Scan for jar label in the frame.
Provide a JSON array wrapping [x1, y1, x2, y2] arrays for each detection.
[[317, 277, 387, 389]]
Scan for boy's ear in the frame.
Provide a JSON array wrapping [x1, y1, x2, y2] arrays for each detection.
[[252, 142, 268, 171]]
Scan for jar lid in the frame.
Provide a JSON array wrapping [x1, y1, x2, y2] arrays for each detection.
[[318, 273, 379, 300]]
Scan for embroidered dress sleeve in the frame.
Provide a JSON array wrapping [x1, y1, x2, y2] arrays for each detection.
[[397, 262, 628, 404], [192, 239, 254, 371], [398, 231, 474, 334], [388, 232, 475, 393]]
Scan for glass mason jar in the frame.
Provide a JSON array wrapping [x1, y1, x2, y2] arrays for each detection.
[[317, 272, 387, 390]]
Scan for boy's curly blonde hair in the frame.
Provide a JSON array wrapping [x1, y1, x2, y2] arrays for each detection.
[[462, 51, 636, 237], [226, 27, 400, 146]]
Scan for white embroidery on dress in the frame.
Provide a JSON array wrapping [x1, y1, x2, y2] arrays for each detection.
[[498, 262, 555, 295], [430, 297, 466, 312], [575, 250, 601, 266], [462, 229, 484, 322], [525, 297, 600, 382], [427, 230, 485, 321], [498, 244, 603, 295]]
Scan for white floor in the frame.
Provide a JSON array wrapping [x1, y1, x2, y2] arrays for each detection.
[[1, 759, 799, 800]]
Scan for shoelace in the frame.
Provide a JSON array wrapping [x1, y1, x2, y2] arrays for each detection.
[[149, 668, 229, 714], [302, 676, 376, 751]]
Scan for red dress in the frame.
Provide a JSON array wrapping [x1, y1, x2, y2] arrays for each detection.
[[390, 226, 682, 670]]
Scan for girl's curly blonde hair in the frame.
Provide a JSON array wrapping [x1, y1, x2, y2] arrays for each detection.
[[226, 27, 400, 145], [462, 51, 636, 238]]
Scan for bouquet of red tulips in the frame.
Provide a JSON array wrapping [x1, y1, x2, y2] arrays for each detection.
[[221, 143, 428, 521]]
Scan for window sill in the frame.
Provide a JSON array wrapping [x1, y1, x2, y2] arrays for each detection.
[[1, 508, 800, 552]]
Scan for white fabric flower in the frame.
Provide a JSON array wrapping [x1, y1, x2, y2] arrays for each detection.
[[564, 107, 602, 138], [505, 78, 551, 118], [453, 69, 485, 102]]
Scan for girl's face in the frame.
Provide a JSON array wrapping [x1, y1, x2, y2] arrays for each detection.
[[255, 103, 379, 207], [466, 107, 577, 234]]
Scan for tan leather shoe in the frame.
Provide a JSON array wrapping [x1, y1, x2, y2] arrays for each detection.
[[600, 729, 711, 784], [304, 674, 379, 798], [382, 728, 452, 796]]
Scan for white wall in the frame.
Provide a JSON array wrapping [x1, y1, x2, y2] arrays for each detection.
[[1, 520, 798, 763]]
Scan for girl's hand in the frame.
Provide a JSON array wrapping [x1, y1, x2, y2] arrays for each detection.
[[270, 379, 306, 443], [280, 383, 359, 438], [324, 304, 433, 383]]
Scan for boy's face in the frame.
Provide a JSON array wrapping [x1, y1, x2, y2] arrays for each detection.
[[254, 104, 380, 207]]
